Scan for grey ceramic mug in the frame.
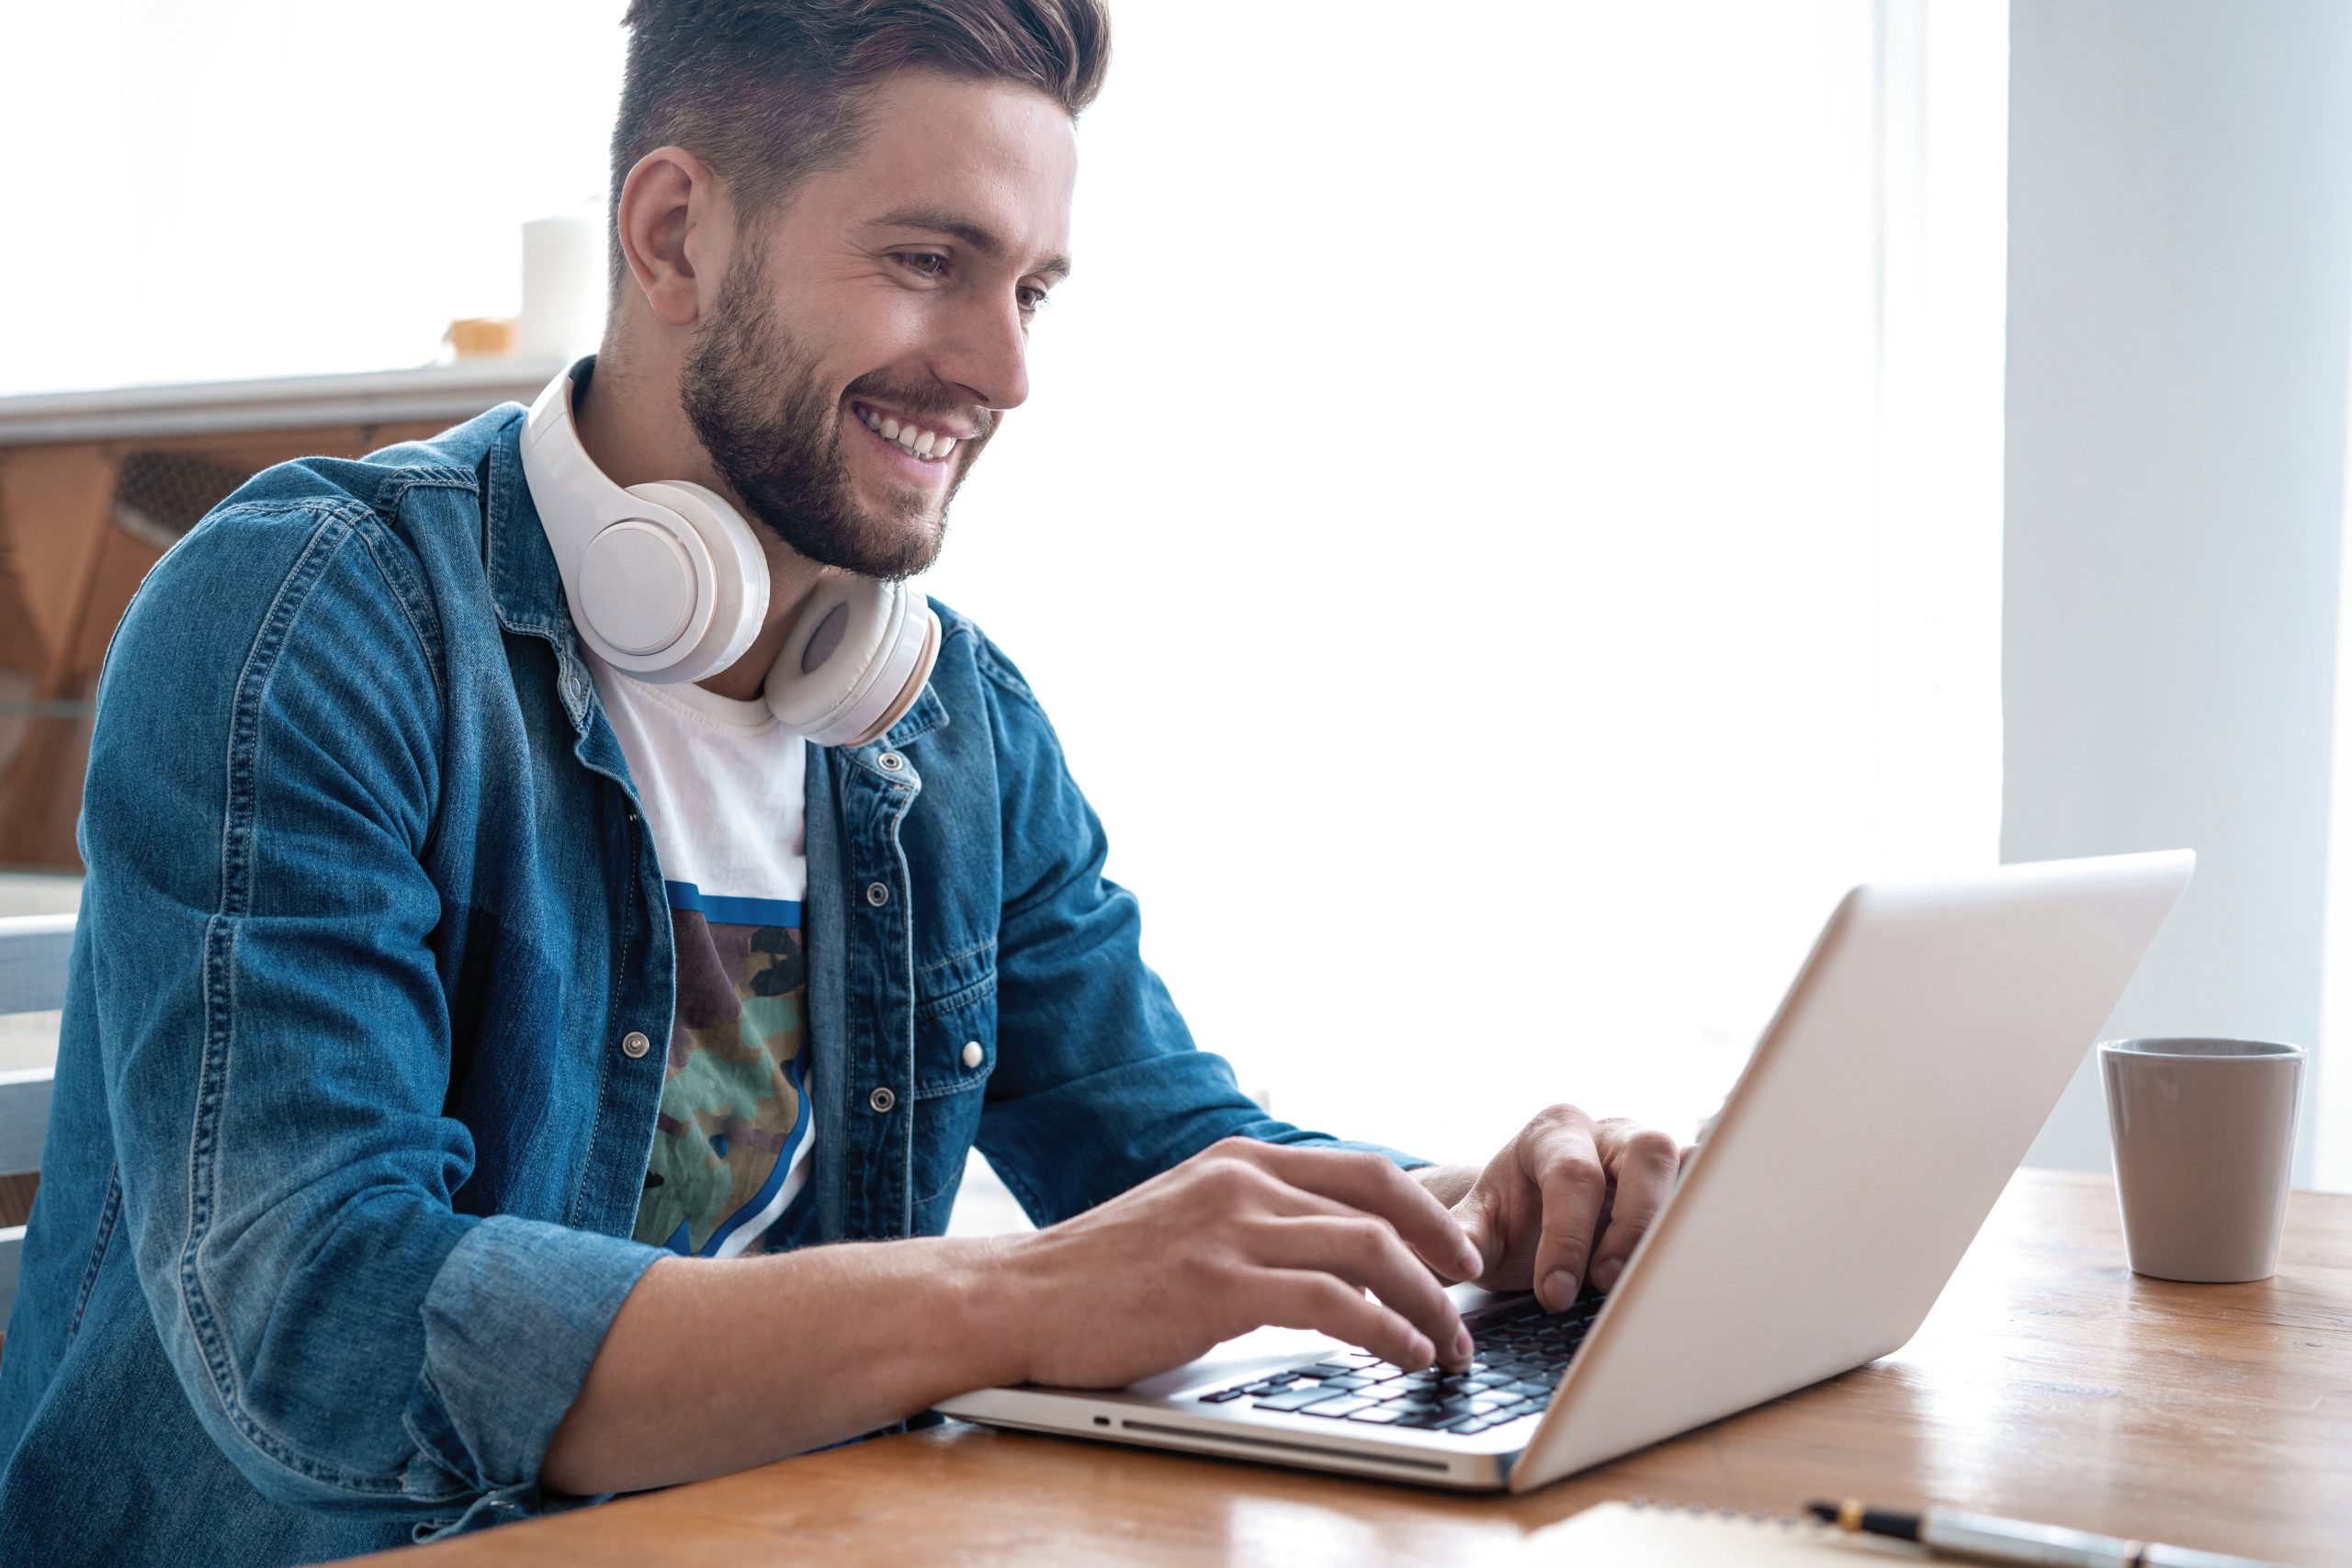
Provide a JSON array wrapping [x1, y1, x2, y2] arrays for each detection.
[[2099, 1037, 2304, 1282]]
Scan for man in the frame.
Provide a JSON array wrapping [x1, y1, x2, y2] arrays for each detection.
[[0, 3, 1684, 1562]]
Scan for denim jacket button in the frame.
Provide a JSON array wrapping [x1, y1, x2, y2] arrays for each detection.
[[620, 1031, 651, 1059], [865, 881, 890, 907], [868, 1086, 897, 1113], [961, 1041, 984, 1069], [877, 751, 905, 772]]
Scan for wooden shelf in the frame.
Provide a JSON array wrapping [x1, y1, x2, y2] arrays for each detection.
[[0, 364, 551, 870]]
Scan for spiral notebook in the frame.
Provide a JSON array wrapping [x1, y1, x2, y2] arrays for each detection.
[[1548, 1502, 1931, 1561]]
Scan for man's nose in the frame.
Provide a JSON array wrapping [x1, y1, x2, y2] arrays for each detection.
[[933, 292, 1031, 415]]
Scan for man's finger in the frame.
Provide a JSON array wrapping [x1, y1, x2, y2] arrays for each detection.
[[1241, 1143, 1485, 1282], [1585, 1123, 1683, 1292], [1253, 1269, 1437, 1372], [1251, 1214, 1472, 1368], [1522, 1108, 1609, 1310]]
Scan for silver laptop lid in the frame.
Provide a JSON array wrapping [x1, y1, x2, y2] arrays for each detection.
[[1510, 850, 2193, 1490]]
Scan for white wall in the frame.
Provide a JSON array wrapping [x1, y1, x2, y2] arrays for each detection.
[[2005, 0, 2352, 1186], [0, 1, 625, 397]]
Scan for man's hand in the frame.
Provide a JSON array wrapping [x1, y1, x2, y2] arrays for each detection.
[[991, 1138, 1489, 1390], [1434, 1105, 1689, 1311]]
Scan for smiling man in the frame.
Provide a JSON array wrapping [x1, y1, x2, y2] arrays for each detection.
[[0, 4, 1682, 1564]]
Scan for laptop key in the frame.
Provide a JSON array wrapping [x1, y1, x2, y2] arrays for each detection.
[[1300, 1396, 1376, 1419], [1197, 1388, 1248, 1404], [1346, 1405, 1405, 1425], [1253, 1387, 1339, 1411]]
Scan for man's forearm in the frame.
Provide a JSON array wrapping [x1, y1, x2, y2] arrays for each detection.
[[549, 1145, 1500, 1498], [543, 1235, 1029, 1496]]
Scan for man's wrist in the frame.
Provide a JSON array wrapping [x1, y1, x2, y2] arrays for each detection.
[[953, 1232, 1043, 1390]]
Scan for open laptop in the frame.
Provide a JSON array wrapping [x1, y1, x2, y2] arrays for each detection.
[[934, 850, 2195, 1492]]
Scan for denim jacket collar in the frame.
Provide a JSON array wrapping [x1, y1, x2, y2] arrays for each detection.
[[477, 409, 605, 740]]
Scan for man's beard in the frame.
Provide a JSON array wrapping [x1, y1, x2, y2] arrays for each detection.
[[680, 255, 992, 581]]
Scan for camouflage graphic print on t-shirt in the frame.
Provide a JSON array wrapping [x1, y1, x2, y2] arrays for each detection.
[[633, 890, 814, 1257]]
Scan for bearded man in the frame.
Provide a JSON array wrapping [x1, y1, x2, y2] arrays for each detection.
[[0, 4, 1684, 1563]]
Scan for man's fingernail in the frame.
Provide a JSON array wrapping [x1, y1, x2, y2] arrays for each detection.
[[1453, 1327, 1475, 1364], [1456, 1237, 1485, 1277], [1408, 1334, 1435, 1367], [1543, 1270, 1577, 1310], [1593, 1258, 1623, 1292]]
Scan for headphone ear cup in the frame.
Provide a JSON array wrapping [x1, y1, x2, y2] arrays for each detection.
[[519, 359, 772, 684], [765, 578, 941, 746], [570, 516, 703, 659], [623, 480, 770, 682]]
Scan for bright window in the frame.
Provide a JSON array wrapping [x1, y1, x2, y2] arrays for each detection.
[[927, 1, 2009, 1158]]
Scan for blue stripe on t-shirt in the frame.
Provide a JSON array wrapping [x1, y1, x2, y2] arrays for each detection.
[[664, 879, 804, 928]]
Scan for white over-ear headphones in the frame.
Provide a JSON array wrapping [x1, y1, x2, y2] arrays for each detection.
[[519, 356, 940, 748]]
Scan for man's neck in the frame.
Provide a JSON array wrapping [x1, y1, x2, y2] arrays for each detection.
[[572, 346, 826, 705]]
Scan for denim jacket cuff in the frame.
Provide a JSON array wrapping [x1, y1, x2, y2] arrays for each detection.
[[399, 1214, 662, 1528], [1306, 1137, 1434, 1171]]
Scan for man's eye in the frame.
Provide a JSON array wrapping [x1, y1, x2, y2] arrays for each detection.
[[898, 252, 949, 277], [1017, 287, 1052, 313]]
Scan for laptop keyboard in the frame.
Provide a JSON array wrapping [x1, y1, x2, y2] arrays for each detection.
[[1193, 1291, 1603, 1438]]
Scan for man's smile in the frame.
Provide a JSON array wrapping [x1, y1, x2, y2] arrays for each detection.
[[850, 398, 965, 468]]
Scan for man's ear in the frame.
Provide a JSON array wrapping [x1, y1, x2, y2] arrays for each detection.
[[615, 144, 727, 330]]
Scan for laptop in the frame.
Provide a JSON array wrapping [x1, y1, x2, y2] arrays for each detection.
[[934, 850, 2195, 1492]]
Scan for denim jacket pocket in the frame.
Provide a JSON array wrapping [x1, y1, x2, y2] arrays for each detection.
[[909, 957, 997, 1102], [907, 968, 996, 1219]]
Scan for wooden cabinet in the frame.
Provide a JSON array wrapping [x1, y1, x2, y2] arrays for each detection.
[[0, 362, 560, 871]]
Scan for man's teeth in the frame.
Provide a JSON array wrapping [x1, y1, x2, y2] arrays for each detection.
[[857, 404, 956, 461]]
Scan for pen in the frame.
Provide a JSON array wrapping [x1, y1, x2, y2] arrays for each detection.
[[1805, 1499, 2289, 1568]]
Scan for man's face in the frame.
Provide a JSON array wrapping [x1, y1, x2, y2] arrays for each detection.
[[682, 70, 1078, 581]]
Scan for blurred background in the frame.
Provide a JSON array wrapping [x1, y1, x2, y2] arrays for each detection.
[[1, 0, 2346, 1196]]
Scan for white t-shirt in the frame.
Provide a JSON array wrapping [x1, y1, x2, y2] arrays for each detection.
[[587, 655, 819, 1259]]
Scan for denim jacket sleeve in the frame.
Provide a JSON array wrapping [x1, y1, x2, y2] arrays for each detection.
[[82, 500, 659, 1531], [960, 630, 1427, 1225]]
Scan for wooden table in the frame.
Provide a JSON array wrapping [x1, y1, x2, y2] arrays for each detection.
[[368, 1170, 2352, 1567]]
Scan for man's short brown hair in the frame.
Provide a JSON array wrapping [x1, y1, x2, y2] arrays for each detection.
[[608, 0, 1112, 302]]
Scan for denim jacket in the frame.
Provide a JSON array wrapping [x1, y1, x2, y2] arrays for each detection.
[[0, 402, 1418, 1567]]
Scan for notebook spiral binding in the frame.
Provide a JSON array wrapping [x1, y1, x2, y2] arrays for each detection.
[[1626, 1496, 1811, 1530]]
